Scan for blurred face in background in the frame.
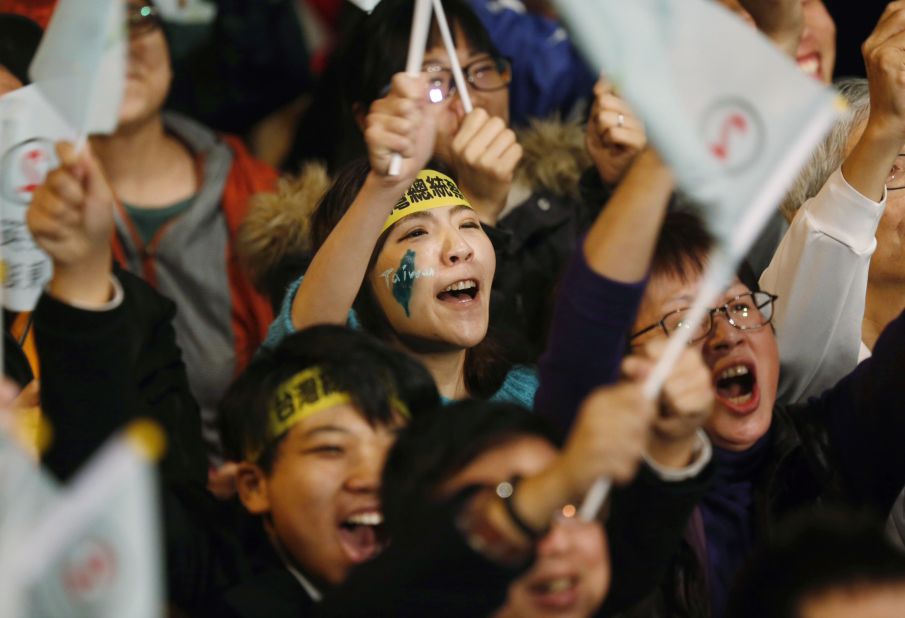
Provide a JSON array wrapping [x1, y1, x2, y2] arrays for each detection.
[[717, 0, 836, 83], [119, 0, 171, 129], [442, 435, 610, 618], [422, 26, 511, 167]]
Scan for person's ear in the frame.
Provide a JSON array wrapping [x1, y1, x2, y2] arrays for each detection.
[[236, 462, 271, 515]]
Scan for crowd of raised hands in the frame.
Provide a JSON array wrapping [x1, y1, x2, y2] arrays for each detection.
[[4, 0, 905, 617]]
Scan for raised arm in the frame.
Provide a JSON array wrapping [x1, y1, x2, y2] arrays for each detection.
[[535, 149, 675, 428], [760, 5, 905, 403], [319, 378, 658, 617], [28, 142, 206, 485], [288, 74, 436, 330]]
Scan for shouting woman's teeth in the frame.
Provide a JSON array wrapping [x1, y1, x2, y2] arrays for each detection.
[[443, 280, 477, 292]]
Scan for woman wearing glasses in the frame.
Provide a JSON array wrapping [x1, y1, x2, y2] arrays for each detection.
[[333, 0, 595, 358], [535, 143, 905, 617]]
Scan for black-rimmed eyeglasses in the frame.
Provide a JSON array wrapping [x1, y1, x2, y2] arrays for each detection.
[[423, 56, 512, 104], [630, 291, 778, 344]]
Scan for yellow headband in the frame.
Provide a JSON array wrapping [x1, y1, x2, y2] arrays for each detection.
[[248, 366, 411, 462], [266, 367, 352, 443], [382, 170, 473, 232]]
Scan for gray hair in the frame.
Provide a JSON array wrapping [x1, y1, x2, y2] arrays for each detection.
[[780, 78, 872, 222]]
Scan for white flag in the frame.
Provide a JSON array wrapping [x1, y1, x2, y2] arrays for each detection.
[[556, 0, 843, 520], [9, 423, 165, 618], [553, 0, 841, 261], [0, 84, 73, 311], [29, 0, 126, 141], [0, 432, 59, 617]]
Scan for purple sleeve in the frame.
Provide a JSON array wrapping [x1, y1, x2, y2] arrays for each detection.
[[534, 249, 647, 432], [804, 307, 905, 513]]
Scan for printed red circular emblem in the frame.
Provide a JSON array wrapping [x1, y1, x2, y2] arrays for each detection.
[[60, 537, 118, 604], [1, 138, 58, 206], [699, 98, 765, 175]]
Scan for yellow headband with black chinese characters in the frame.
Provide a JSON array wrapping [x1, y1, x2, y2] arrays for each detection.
[[248, 366, 411, 462], [382, 170, 473, 233]]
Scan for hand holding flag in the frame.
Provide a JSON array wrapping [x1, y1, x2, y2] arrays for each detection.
[[386, 0, 474, 176], [553, 0, 842, 518]]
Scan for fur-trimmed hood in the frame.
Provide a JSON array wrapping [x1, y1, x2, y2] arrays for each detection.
[[237, 162, 331, 301], [515, 117, 590, 201]]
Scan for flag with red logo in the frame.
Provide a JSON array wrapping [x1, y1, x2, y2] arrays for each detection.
[[553, 0, 843, 519], [0, 84, 72, 311], [554, 0, 841, 262], [3, 423, 164, 618]]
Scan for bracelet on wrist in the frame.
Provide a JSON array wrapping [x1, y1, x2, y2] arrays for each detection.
[[496, 476, 548, 541]]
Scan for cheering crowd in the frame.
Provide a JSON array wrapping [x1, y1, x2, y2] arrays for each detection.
[[1, 0, 904, 616]]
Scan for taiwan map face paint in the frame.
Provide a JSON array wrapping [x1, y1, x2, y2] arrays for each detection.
[[369, 169, 495, 351], [393, 251, 416, 317], [379, 250, 436, 318]]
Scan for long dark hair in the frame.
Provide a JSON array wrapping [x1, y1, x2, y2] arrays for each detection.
[[309, 159, 514, 399], [339, 0, 502, 111]]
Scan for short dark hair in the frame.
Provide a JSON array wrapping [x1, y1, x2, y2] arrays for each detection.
[[339, 0, 501, 110], [652, 209, 760, 293], [380, 400, 562, 540], [219, 324, 440, 473], [727, 509, 905, 618]]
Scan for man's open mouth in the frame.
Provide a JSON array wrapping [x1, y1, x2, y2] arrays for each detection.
[[714, 363, 759, 412], [338, 511, 385, 563]]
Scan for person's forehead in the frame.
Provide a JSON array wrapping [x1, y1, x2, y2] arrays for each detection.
[[721, 279, 750, 299], [644, 272, 700, 311], [285, 403, 385, 441], [645, 272, 750, 314], [391, 204, 473, 229], [422, 33, 488, 65]]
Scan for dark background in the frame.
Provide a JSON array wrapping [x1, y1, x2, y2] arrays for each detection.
[[827, 0, 883, 79]]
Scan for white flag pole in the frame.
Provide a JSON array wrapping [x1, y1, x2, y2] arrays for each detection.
[[388, 0, 433, 177], [578, 257, 731, 521], [430, 0, 473, 113]]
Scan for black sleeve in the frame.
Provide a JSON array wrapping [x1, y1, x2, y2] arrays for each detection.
[[796, 307, 905, 514], [599, 462, 715, 615], [35, 268, 207, 485], [318, 493, 529, 618]]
